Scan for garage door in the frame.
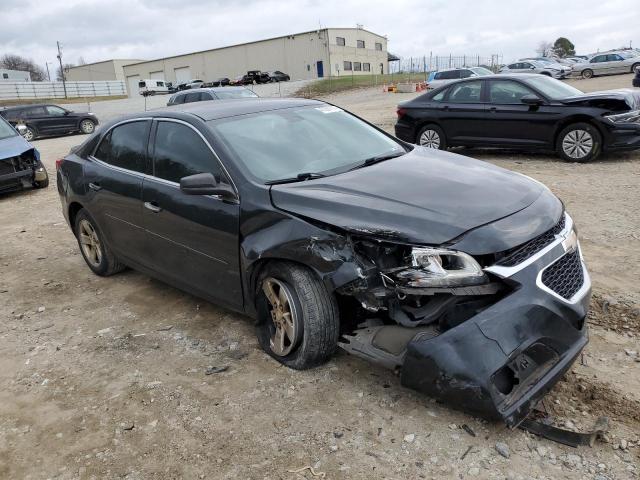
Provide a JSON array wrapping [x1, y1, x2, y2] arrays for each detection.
[[126, 75, 140, 97], [150, 71, 165, 80], [174, 67, 191, 84]]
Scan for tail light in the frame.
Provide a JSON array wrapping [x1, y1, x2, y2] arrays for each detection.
[[55, 158, 64, 171], [396, 108, 407, 119]]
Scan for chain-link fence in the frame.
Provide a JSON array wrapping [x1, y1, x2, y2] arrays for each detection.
[[391, 53, 505, 76]]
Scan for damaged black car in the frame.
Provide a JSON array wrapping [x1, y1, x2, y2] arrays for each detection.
[[57, 99, 591, 426]]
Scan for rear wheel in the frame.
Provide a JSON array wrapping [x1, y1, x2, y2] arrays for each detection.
[[581, 69, 594, 79], [556, 122, 601, 163], [80, 119, 95, 134], [74, 209, 125, 276], [416, 124, 447, 150], [22, 126, 36, 142], [256, 262, 340, 370]]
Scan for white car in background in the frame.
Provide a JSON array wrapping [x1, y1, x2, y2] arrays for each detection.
[[571, 51, 640, 79], [499, 60, 571, 79], [426, 67, 493, 89]]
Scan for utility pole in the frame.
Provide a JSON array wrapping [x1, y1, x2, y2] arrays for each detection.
[[45, 62, 51, 81], [56, 41, 68, 98]]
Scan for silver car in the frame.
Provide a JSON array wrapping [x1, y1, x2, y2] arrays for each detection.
[[426, 67, 492, 89], [572, 51, 640, 79], [499, 60, 570, 79]]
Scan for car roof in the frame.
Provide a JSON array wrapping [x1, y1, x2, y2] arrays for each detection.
[[159, 98, 324, 121], [173, 86, 250, 94]]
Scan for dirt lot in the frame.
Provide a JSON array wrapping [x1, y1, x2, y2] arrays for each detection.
[[1, 74, 639, 479]]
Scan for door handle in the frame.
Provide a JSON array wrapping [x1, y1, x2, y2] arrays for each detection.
[[88, 182, 101, 191], [144, 201, 162, 213]]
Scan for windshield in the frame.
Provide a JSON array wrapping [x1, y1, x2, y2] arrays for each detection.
[[524, 76, 583, 99], [214, 89, 258, 99], [208, 105, 405, 183], [0, 116, 18, 141], [470, 67, 493, 76]]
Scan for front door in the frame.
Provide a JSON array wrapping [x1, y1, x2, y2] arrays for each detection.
[[84, 119, 151, 263], [44, 105, 78, 133], [142, 120, 242, 309], [317, 61, 324, 78], [481, 79, 557, 147], [438, 80, 487, 145]]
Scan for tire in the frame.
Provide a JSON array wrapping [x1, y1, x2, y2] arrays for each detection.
[[74, 209, 125, 276], [22, 126, 36, 142], [632, 63, 640, 74], [416, 124, 447, 150], [581, 69, 594, 79], [556, 122, 601, 163], [33, 164, 49, 189], [256, 262, 340, 370], [80, 119, 96, 134]]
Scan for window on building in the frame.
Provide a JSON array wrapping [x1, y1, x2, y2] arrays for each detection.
[[2, 73, 8, 79], [344, 61, 352, 71], [357, 40, 365, 49], [354, 62, 362, 71], [363, 63, 371, 72], [336, 37, 345, 46], [375, 42, 383, 51]]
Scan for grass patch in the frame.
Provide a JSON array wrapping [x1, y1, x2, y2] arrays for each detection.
[[296, 73, 429, 97], [0, 95, 128, 107]]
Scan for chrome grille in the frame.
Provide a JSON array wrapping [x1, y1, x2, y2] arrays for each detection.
[[540, 249, 584, 300]]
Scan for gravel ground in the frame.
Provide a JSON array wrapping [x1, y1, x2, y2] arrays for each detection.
[[0, 73, 639, 479]]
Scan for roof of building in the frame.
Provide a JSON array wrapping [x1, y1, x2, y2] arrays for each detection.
[[123, 28, 387, 67], [67, 59, 146, 70]]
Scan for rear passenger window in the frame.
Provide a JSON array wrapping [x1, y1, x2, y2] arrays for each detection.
[[448, 81, 482, 103], [94, 120, 149, 173], [184, 92, 201, 103], [171, 94, 185, 105], [153, 121, 224, 184]]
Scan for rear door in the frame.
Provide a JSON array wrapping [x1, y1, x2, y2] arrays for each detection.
[[437, 80, 487, 145], [141, 119, 242, 309], [84, 119, 151, 264], [24, 106, 51, 134], [483, 79, 556, 147]]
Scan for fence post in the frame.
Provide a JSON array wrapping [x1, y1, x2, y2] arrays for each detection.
[[449, 54, 452, 68]]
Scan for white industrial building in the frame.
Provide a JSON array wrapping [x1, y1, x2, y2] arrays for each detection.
[[121, 27, 389, 95], [66, 59, 146, 82], [0, 69, 31, 82]]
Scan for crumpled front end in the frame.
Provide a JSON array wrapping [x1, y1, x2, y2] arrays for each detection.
[[339, 212, 590, 426]]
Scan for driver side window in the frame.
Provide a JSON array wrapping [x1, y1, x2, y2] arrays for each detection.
[[488, 81, 537, 104]]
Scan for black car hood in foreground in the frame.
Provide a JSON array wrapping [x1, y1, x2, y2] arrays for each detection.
[[271, 148, 559, 251], [561, 88, 640, 111]]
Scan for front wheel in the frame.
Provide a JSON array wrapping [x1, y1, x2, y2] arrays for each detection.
[[556, 122, 601, 163], [581, 69, 594, 79], [416, 124, 447, 150], [256, 262, 340, 370], [80, 119, 95, 134], [632, 63, 640, 74]]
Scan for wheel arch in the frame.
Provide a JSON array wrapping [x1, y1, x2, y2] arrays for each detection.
[[414, 120, 444, 142], [68, 201, 85, 234], [553, 115, 606, 148]]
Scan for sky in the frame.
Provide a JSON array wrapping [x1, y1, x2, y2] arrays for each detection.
[[1, 0, 637, 69]]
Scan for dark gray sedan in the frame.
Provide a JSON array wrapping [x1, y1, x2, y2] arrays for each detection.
[[167, 86, 258, 106]]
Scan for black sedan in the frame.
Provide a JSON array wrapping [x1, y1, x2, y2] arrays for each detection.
[[57, 99, 590, 426], [0, 103, 98, 142], [395, 74, 640, 162], [268, 71, 291, 82]]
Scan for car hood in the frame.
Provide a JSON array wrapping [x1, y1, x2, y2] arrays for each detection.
[[270, 148, 551, 248], [0, 134, 34, 159], [561, 88, 640, 111]]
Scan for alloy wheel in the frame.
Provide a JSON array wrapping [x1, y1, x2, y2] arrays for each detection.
[[78, 219, 103, 267], [562, 130, 593, 159], [81, 120, 95, 134], [23, 128, 34, 142], [419, 129, 441, 148], [262, 277, 300, 356]]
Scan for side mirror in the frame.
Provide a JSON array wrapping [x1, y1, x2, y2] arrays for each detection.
[[529, 65, 536, 70], [521, 94, 543, 106], [180, 172, 237, 200]]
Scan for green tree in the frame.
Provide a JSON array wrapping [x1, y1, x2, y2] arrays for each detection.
[[553, 37, 575, 58]]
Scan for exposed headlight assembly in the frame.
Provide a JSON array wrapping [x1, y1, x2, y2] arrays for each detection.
[[390, 247, 487, 288], [606, 110, 640, 124]]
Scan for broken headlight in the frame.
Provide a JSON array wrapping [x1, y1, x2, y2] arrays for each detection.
[[391, 247, 487, 288]]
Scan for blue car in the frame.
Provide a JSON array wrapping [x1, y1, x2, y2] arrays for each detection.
[[0, 116, 48, 193]]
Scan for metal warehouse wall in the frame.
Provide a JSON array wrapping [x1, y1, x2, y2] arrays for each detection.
[[122, 31, 331, 94], [66, 60, 145, 82], [327, 29, 389, 76]]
